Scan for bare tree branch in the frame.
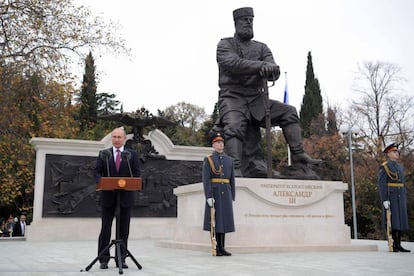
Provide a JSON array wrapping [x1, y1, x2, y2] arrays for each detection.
[[350, 61, 413, 155], [0, 0, 131, 79]]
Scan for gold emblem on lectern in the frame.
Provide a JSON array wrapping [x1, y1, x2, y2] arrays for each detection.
[[118, 179, 126, 188]]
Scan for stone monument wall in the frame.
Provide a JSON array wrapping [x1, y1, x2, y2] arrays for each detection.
[[28, 129, 211, 241]]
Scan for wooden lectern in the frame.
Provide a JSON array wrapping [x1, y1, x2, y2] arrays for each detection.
[[96, 177, 142, 191], [83, 177, 143, 274]]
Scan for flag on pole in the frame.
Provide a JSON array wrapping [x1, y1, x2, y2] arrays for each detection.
[[283, 72, 291, 165], [283, 72, 289, 104]]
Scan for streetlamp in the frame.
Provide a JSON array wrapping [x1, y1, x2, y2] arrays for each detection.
[[339, 124, 360, 240]]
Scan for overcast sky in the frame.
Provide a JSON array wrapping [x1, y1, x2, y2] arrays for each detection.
[[74, 0, 414, 115]]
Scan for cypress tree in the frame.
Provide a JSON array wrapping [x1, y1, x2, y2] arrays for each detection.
[[78, 51, 98, 131], [299, 51, 323, 137]]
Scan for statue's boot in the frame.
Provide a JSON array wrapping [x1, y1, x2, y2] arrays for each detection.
[[224, 137, 243, 177], [283, 124, 323, 165], [292, 152, 323, 165]]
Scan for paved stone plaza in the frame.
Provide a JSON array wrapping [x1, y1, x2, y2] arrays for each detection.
[[0, 238, 413, 275]]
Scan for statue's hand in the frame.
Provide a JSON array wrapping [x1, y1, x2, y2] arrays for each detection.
[[260, 63, 280, 80], [259, 62, 273, 77], [272, 65, 281, 81]]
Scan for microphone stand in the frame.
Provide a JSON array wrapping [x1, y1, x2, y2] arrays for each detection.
[[105, 150, 111, 178], [122, 151, 134, 178]]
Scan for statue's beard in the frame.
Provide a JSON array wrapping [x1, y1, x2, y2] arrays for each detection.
[[236, 27, 253, 41]]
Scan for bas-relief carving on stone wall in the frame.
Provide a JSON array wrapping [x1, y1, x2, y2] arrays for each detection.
[[43, 155, 99, 216], [41, 111, 203, 217], [42, 154, 202, 217]]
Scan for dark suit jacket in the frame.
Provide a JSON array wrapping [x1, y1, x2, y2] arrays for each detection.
[[95, 147, 141, 208], [12, 221, 26, 237]]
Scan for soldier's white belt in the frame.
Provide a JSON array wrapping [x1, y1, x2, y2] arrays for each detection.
[[387, 183, 404, 187], [211, 178, 230, 184]]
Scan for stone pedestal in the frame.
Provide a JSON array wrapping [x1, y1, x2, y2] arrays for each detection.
[[156, 178, 377, 252]]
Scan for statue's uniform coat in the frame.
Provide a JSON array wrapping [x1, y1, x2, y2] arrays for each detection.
[[216, 36, 301, 175], [217, 36, 299, 132], [378, 160, 409, 230], [203, 151, 236, 233]]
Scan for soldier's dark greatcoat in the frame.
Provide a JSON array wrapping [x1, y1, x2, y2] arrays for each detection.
[[378, 160, 409, 230], [202, 151, 236, 233]]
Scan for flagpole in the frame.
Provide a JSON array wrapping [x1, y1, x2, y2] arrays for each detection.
[[284, 72, 291, 166]]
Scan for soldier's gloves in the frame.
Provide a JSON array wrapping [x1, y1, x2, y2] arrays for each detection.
[[207, 198, 215, 207], [383, 200, 390, 209]]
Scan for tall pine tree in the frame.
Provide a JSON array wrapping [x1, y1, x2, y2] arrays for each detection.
[[299, 51, 323, 137], [78, 51, 98, 131], [96, 92, 121, 116]]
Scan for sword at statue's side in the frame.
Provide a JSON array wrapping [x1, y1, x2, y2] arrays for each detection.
[[261, 76, 276, 178]]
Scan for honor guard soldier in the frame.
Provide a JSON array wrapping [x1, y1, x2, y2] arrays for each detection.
[[202, 132, 236, 256], [378, 143, 410, 252]]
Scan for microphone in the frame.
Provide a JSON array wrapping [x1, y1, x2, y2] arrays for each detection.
[[121, 151, 133, 177], [99, 149, 111, 177]]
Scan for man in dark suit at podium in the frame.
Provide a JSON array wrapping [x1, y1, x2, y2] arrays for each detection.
[[95, 127, 141, 269]]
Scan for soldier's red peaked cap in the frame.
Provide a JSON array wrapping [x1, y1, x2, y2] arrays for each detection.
[[211, 132, 224, 144], [233, 7, 254, 20], [383, 143, 399, 153]]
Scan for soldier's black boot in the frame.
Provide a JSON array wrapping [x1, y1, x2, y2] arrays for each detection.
[[282, 124, 323, 165], [392, 230, 399, 252], [220, 234, 232, 256], [215, 233, 223, 256], [398, 245, 411, 252], [396, 231, 411, 252]]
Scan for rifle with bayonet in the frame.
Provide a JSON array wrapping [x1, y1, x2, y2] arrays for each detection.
[[386, 207, 393, 252], [210, 204, 217, 256], [206, 155, 219, 256], [386, 180, 393, 252], [383, 162, 394, 252]]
